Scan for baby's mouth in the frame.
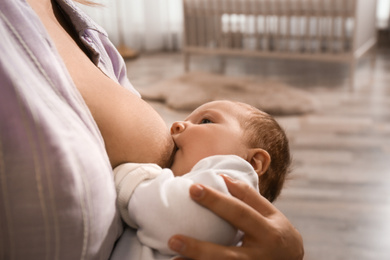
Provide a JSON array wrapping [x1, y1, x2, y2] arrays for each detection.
[[167, 143, 179, 168], [172, 138, 179, 153]]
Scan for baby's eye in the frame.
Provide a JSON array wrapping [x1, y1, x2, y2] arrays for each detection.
[[200, 118, 213, 124]]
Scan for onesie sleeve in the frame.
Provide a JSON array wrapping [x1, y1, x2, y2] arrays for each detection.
[[128, 155, 259, 256], [113, 163, 163, 228]]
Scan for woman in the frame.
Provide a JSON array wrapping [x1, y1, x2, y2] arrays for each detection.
[[0, 0, 303, 259]]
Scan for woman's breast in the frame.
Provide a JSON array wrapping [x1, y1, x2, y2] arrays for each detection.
[[64, 45, 175, 168], [41, 4, 175, 168]]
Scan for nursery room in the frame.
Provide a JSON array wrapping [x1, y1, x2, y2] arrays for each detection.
[[0, 0, 388, 260], [82, 0, 389, 259]]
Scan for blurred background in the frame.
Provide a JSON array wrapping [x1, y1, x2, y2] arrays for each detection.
[[81, 1, 390, 259], [81, 0, 389, 53]]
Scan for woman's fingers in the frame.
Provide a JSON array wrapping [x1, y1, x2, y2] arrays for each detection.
[[188, 184, 268, 237], [184, 182, 304, 260], [169, 235, 252, 260], [221, 174, 277, 217]]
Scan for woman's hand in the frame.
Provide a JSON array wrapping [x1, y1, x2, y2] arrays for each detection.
[[168, 175, 304, 260]]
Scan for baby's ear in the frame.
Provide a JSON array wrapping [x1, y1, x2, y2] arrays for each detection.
[[248, 148, 271, 176]]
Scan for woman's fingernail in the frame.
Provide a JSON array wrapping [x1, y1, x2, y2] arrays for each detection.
[[190, 184, 204, 199], [169, 237, 185, 253], [221, 174, 237, 183]]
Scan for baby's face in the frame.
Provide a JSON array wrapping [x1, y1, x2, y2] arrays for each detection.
[[170, 100, 250, 176]]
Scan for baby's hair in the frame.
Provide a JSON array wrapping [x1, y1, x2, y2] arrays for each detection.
[[234, 101, 291, 202]]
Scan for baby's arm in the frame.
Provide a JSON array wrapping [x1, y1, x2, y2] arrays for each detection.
[[128, 168, 237, 255], [114, 162, 163, 228], [121, 155, 259, 256]]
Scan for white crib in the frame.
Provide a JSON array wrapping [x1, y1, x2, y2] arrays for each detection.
[[182, 0, 377, 89]]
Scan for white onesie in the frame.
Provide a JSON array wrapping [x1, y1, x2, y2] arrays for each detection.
[[112, 155, 259, 260]]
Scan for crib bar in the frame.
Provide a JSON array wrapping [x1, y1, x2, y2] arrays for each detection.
[[329, 0, 336, 53], [195, 0, 203, 46], [340, 0, 347, 52], [206, 0, 213, 48], [216, 0, 224, 48], [254, 0, 261, 50], [242, 0, 251, 50], [225, 0, 233, 48], [214, 0, 223, 48], [314, 0, 321, 53], [182, 0, 190, 46], [274, 1, 281, 51], [234, 0, 243, 48], [303, 0, 310, 52], [286, 0, 292, 52], [198, 0, 206, 46], [350, 0, 357, 52], [265, 0, 269, 50]]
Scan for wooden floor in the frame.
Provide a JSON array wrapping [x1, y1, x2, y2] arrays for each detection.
[[125, 48, 390, 260]]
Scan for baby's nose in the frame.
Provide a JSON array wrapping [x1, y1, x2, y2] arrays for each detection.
[[171, 121, 185, 135]]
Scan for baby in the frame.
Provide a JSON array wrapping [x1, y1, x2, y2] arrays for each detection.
[[113, 100, 291, 260]]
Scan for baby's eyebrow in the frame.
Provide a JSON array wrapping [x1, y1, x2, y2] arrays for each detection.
[[185, 108, 222, 122], [202, 109, 223, 118]]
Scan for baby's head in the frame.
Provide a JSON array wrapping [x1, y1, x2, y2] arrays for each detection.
[[170, 100, 291, 202]]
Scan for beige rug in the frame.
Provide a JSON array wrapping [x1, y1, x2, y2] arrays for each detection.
[[139, 71, 320, 115]]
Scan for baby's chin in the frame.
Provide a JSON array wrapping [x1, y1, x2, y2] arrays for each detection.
[[170, 150, 200, 176], [170, 158, 192, 177], [170, 163, 185, 177]]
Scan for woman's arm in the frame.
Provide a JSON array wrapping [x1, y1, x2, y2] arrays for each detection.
[[168, 175, 304, 260]]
